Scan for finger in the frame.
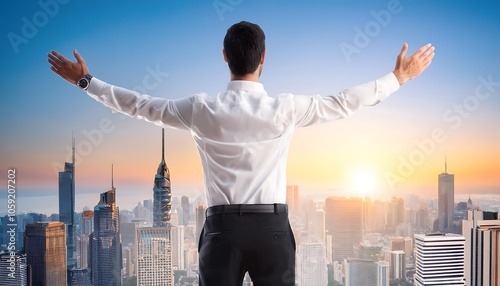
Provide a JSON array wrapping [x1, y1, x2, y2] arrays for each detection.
[[48, 57, 62, 69], [414, 43, 432, 58], [74, 49, 85, 64], [50, 50, 69, 63], [398, 42, 408, 60]]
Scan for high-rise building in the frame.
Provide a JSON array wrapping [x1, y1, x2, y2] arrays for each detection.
[[462, 209, 500, 286], [297, 242, 327, 286], [286, 185, 302, 218], [389, 250, 406, 280], [438, 159, 455, 232], [0, 252, 28, 286], [67, 268, 91, 286], [344, 259, 377, 286], [90, 180, 122, 286], [387, 197, 405, 230], [76, 210, 93, 269], [24, 222, 67, 286], [325, 197, 363, 263], [414, 233, 465, 286], [136, 129, 173, 286], [377, 261, 389, 286], [59, 137, 76, 269], [196, 203, 205, 247], [181, 196, 190, 226], [154, 128, 172, 228], [171, 225, 185, 270], [136, 227, 173, 285]]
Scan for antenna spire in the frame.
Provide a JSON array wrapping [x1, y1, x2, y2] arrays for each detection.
[[111, 164, 114, 189], [162, 128, 165, 162], [72, 131, 75, 165], [445, 154, 447, 173]]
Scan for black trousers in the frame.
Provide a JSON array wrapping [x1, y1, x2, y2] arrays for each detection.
[[198, 206, 296, 286]]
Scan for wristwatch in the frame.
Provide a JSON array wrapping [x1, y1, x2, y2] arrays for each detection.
[[77, 74, 93, 90]]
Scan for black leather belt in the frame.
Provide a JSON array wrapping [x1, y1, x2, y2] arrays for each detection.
[[206, 204, 288, 217]]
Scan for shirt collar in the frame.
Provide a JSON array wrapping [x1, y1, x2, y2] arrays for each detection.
[[226, 80, 265, 92]]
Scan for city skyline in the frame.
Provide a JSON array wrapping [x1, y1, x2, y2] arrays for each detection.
[[1, 1, 499, 215]]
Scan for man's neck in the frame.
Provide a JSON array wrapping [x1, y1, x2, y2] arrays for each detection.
[[230, 73, 260, 82]]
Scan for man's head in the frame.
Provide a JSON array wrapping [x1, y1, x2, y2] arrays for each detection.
[[223, 21, 266, 78]]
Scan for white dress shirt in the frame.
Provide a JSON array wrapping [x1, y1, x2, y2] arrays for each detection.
[[87, 72, 399, 207]]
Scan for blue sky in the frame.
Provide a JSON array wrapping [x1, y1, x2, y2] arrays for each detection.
[[1, 0, 499, 213]]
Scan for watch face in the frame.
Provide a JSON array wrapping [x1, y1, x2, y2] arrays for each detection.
[[78, 78, 88, 89]]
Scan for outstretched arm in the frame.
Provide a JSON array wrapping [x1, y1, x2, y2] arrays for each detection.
[[392, 43, 435, 86], [48, 50, 88, 85]]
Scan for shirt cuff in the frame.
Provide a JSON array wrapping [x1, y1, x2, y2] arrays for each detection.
[[86, 77, 106, 102], [377, 72, 400, 101]]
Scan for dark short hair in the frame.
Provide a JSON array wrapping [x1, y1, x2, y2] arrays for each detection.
[[223, 21, 266, 76]]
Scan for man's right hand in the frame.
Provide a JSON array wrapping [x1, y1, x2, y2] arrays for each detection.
[[48, 50, 89, 85]]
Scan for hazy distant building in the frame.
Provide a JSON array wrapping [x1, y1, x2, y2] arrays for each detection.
[[59, 138, 76, 269], [171, 225, 185, 270], [414, 233, 465, 286], [297, 242, 327, 286], [438, 159, 454, 232], [196, 204, 205, 247], [387, 197, 405, 230], [0, 252, 28, 286], [181, 196, 190, 226], [462, 209, 500, 286], [90, 186, 122, 286], [344, 259, 377, 286], [325, 197, 363, 262], [76, 210, 93, 269], [25, 222, 67, 286], [286, 185, 302, 218]]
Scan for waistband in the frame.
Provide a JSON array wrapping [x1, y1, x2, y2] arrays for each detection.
[[206, 203, 288, 218]]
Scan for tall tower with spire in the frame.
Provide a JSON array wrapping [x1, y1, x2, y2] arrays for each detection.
[[59, 134, 76, 269], [136, 128, 173, 285], [153, 128, 172, 227], [90, 165, 122, 286], [438, 156, 455, 232]]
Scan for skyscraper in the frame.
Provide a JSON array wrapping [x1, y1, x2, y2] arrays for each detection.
[[0, 252, 28, 286], [438, 158, 455, 232], [76, 210, 93, 269], [181, 196, 190, 226], [297, 242, 327, 286], [195, 203, 205, 247], [344, 259, 377, 286], [154, 128, 172, 228], [325, 197, 363, 262], [24, 222, 67, 286], [59, 136, 76, 269], [389, 250, 406, 280], [90, 175, 122, 286], [171, 225, 185, 270], [136, 128, 173, 286], [136, 227, 173, 285], [414, 233, 465, 286], [462, 209, 500, 286], [286, 185, 302, 218]]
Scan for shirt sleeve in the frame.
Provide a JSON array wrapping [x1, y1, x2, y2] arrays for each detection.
[[86, 78, 193, 130], [293, 72, 400, 128]]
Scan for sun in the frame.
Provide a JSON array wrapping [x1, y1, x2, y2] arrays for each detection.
[[349, 169, 377, 198]]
